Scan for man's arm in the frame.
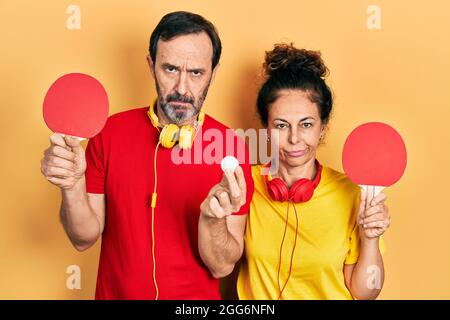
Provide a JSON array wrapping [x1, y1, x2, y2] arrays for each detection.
[[198, 214, 246, 278], [41, 133, 105, 252], [198, 166, 247, 278], [60, 180, 105, 252]]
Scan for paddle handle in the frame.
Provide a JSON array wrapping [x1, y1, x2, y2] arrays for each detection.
[[360, 185, 385, 198]]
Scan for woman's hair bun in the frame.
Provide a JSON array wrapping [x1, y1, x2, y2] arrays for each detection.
[[263, 43, 328, 79]]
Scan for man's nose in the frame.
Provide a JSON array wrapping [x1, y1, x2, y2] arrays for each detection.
[[175, 71, 188, 96]]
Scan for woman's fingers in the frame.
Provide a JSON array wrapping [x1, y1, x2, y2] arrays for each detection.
[[364, 204, 388, 217], [365, 228, 385, 238], [370, 192, 387, 207], [361, 213, 388, 225], [362, 220, 389, 229], [358, 188, 367, 219], [365, 186, 375, 210]]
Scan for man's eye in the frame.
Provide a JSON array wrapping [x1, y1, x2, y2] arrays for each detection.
[[302, 123, 312, 128], [192, 71, 202, 76], [166, 67, 177, 73], [276, 124, 287, 129]]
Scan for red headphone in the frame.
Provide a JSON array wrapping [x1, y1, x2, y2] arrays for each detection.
[[264, 159, 322, 203]]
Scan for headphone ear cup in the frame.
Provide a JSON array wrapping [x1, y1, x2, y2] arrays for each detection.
[[160, 124, 179, 148], [290, 179, 314, 203], [178, 125, 195, 150], [267, 178, 290, 202]]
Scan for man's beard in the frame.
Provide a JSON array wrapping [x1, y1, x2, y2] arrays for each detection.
[[155, 79, 211, 125]]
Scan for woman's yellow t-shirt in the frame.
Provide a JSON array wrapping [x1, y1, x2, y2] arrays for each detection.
[[237, 164, 385, 300]]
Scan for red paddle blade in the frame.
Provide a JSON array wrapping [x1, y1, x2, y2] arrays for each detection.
[[342, 122, 407, 187], [43, 73, 109, 139]]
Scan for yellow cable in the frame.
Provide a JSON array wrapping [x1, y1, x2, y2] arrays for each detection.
[[151, 141, 160, 300]]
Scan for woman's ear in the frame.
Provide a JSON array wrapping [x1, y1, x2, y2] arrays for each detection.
[[319, 124, 327, 142]]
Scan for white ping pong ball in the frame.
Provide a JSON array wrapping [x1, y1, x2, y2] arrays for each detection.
[[221, 156, 239, 172]]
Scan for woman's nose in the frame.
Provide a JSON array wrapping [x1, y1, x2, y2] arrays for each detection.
[[288, 127, 299, 145]]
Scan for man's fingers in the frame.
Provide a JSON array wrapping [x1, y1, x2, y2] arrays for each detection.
[[205, 166, 247, 218], [43, 166, 75, 178], [235, 166, 246, 194], [215, 191, 233, 213], [64, 136, 84, 154], [50, 133, 69, 149], [46, 145, 76, 162], [47, 176, 68, 185], [209, 197, 226, 218], [45, 156, 76, 171], [223, 169, 241, 204]]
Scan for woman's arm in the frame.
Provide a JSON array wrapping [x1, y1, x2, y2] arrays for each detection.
[[344, 190, 390, 300], [344, 238, 384, 299]]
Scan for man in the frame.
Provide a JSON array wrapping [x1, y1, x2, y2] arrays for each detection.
[[40, 11, 253, 299]]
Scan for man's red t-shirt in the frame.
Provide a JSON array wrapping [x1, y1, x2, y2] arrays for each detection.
[[85, 106, 254, 300]]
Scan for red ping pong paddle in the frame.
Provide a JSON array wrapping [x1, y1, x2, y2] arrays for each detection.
[[342, 122, 407, 198], [43, 73, 109, 140]]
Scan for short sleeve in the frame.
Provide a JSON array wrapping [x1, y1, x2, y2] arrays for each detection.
[[345, 222, 361, 265], [85, 133, 106, 194]]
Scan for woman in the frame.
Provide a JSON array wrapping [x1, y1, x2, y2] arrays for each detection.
[[236, 43, 390, 300]]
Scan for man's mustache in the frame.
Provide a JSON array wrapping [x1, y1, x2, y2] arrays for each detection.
[[166, 93, 194, 104]]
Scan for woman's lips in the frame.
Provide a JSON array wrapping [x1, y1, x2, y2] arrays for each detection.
[[286, 149, 307, 157]]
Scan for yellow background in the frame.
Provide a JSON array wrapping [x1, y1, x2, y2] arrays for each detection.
[[1, 0, 449, 299]]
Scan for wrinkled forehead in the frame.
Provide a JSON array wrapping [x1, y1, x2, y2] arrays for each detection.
[[155, 31, 213, 70]]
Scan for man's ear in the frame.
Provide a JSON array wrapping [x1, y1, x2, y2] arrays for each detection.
[[146, 55, 155, 78], [210, 63, 220, 85]]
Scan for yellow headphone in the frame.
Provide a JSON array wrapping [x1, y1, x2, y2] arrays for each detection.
[[147, 102, 205, 150], [146, 101, 205, 300]]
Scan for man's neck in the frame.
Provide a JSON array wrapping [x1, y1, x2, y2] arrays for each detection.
[[154, 102, 170, 126]]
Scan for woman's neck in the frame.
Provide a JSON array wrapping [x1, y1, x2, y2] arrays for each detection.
[[275, 157, 317, 188]]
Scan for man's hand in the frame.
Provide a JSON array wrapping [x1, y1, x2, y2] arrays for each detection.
[[200, 166, 247, 219], [40, 133, 86, 190]]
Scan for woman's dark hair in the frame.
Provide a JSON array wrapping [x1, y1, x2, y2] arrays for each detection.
[[149, 11, 222, 69], [257, 43, 333, 126]]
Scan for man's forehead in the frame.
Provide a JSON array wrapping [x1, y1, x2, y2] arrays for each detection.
[[156, 32, 213, 67]]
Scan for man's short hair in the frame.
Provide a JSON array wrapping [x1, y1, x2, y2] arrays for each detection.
[[149, 11, 222, 69]]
